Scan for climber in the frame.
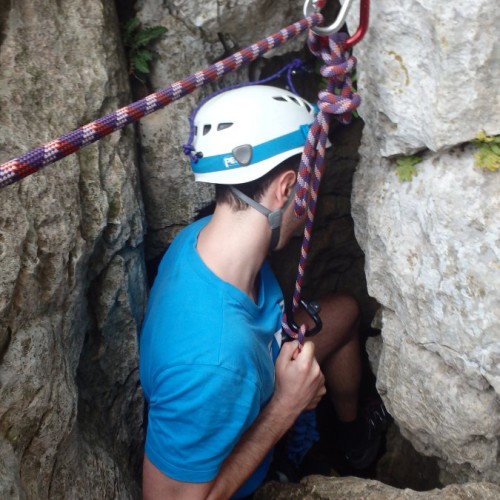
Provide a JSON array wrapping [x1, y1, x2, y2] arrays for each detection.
[[139, 85, 381, 500]]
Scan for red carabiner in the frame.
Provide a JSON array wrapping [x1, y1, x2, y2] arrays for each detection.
[[345, 0, 370, 49], [304, 0, 370, 49]]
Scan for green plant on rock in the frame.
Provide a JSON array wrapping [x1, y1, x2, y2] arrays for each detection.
[[473, 131, 500, 172], [122, 17, 167, 81], [395, 155, 422, 182]]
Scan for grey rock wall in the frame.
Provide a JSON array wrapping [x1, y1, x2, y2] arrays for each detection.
[[347, 0, 500, 156], [136, 2, 216, 258], [0, 1, 146, 498], [348, 0, 500, 484], [256, 475, 500, 499], [1, 0, 498, 496]]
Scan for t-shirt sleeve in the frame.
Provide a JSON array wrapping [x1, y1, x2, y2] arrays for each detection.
[[145, 363, 262, 483]]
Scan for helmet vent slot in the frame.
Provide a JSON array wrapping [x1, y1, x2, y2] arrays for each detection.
[[272, 96, 287, 102], [203, 125, 212, 136], [289, 96, 299, 105], [217, 122, 233, 131]]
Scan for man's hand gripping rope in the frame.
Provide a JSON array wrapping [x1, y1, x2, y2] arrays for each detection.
[[275, 340, 326, 413]]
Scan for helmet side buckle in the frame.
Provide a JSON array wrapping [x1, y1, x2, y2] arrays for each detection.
[[232, 144, 253, 166]]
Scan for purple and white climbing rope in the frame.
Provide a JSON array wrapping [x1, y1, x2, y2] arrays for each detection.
[[282, 32, 361, 344], [0, 13, 323, 189]]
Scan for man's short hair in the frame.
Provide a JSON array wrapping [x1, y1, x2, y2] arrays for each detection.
[[215, 154, 301, 210]]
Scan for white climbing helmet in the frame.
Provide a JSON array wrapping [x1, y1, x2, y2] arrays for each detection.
[[189, 85, 317, 184]]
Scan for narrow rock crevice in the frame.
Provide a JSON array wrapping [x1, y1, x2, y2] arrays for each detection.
[[0, 0, 11, 48]]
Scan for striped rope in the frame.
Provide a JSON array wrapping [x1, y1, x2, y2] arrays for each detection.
[[282, 31, 361, 471], [0, 13, 323, 189], [282, 31, 361, 345]]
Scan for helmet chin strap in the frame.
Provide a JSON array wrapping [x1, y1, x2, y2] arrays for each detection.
[[229, 185, 296, 251]]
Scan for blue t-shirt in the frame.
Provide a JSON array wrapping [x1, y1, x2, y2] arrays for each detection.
[[140, 217, 283, 498]]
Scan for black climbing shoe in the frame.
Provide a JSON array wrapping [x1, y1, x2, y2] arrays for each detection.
[[344, 433, 382, 469], [343, 401, 391, 470]]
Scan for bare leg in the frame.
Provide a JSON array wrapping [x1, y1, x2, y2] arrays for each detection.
[[295, 293, 361, 422]]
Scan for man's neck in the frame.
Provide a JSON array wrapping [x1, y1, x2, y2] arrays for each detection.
[[196, 203, 270, 301]]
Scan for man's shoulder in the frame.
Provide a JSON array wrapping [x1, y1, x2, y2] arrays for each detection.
[[161, 216, 210, 260], [151, 216, 212, 289]]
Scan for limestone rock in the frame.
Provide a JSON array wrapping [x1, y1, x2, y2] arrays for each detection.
[[376, 424, 441, 491], [346, 0, 500, 155], [136, 0, 306, 49], [349, 0, 500, 484], [0, 0, 146, 497], [255, 475, 500, 499], [352, 114, 500, 481], [2, 0, 498, 497], [136, 6, 217, 258], [377, 310, 499, 475]]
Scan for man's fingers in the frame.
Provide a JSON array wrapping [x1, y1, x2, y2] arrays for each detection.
[[297, 340, 315, 360], [280, 340, 316, 362], [280, 340, 300, 359], [275, 339, 326, 415]]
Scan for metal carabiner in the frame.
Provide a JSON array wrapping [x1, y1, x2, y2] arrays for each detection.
[[304, 0, 370, 49], [284, 298, 323, 339]]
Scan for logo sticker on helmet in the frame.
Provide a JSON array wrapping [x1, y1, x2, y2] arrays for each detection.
[[223, 156, 239, 168]]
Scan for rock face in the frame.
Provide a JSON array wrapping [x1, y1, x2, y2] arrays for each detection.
[[349, 0, 500, 485], [135, 2, 216, 259], [0, 1, 146, 498], [256, 475, 500, 499], [1, 0, 499, 497], [347, 0, 500, 156]]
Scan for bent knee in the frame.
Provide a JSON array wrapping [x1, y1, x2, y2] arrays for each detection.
[[320, 293, 360, 321], [318, 293, 360, 338]]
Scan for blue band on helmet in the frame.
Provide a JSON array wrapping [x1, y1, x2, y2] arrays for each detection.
[[192, 124, 311, 174]]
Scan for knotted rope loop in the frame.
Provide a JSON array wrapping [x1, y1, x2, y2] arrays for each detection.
[[318, 89, 361, 122], [282, 31, 360, 344], [182, 144, 201, 163]]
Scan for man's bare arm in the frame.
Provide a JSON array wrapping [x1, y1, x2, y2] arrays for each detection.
[[143, 456, 214, 500], [207, 341, 326, 499]]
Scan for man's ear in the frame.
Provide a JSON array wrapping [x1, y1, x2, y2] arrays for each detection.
[[275, 170, 297, 207]]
